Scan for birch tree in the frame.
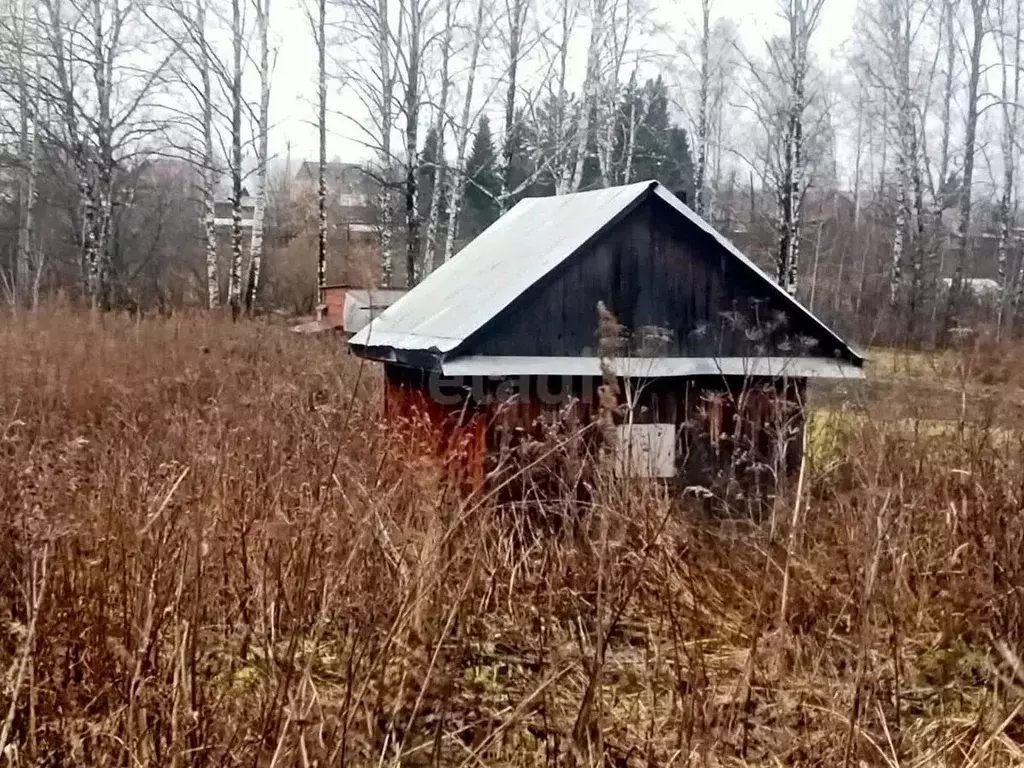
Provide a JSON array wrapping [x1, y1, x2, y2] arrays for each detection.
[[746, 0, 827, 296], [994, 0, 1020, 333], [244, 0, 271, 314], [227, 0, 245, 317], [593, 0, 638, 188], [442, 0, 486, 262], [400, 0, 430, 285], [37, 0, 96, 302], [198, 0, 218, 309], [693, 0, 711, 216], [342, 0, 399, 286], [307, 0, 327, 313], [944, 0, 986, 336], [422, 0, 453, 273], [36, 0, 173, 308], [855, 0, 919, 306], [5, 0, 42, 307], [567, 0, 604, 192], [498, 0, 529, 209], [547, 0, 578, 193], [681, 14, 737, 220], [148, 0, 226, 309]]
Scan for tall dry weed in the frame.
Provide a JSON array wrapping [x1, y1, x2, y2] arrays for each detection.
[[1, 308, 1023, 766]]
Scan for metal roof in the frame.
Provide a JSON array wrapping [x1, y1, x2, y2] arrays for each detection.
[[341, 288, 408, 335], [348, 180, 863, 366], [348, 181, 655, 354]]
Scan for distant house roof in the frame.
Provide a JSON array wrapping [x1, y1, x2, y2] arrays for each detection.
[[349, 180, 863, 373], [341, 288, 408, 335], [296, 161, 367, 187]]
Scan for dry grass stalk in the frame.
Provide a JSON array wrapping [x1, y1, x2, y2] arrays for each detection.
[[1, 307, 1023, 766]]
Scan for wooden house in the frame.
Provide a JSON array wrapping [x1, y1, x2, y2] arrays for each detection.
[[348, 180, 864, 498]]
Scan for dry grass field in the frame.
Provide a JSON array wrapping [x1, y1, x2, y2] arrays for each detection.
[[2, 308, 1024, 767]]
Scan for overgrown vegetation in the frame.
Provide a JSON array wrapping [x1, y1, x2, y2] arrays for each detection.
[[2, 309, 1024, 766]]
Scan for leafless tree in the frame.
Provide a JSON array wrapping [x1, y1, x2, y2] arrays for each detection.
[[743, 0, 828, 296], [693, 0, 712, 215], [994, 0, 1020, 333], [943, 0, 987, 336], [545, 0, 579, 193], [147, 0, 229, 309], [2, 0, 43, 307], [854, 0, 924, 309], [932, 0, 958, 292], [226, 0, 245, 317], [594, 0, 640, 188], [340, 0, 400, 286], [422, 0, 454, 273], [566, 0, 604, 191], [197, 0, 218, 308], [399, 0, 434, 286], [498, 0, 529, 210], [32, 0, 174, 308], [306, 0, 327, 313], [244, 0, 271, 314], [442, 0, 487, 262]]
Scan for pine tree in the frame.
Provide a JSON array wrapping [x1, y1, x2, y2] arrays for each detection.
[[464, 116, 501, 236], [663, 127, 696, 205], [579, 102, 603, 190], [418, 127, 442, 222], [620, 77, 695, 201]]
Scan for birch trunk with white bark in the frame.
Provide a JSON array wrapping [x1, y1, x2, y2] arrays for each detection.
[[890, 138, 907, 305], [766, 0, 823, 296], [315, 0, 327, 314], [376, 0, 395, 286], [552, 0, 577, 194], [198, 0, 219, 309], [889, 6, 912, 307], [90, 0, 115, 309], [595, 0, 631, 188], [443, 0, 484, 262], [245, 0, 271, 314], [996, 0, 1020, 334], [14, 0, 39, 307], [944, 0, 985, 337], [622, 90, 636, 184], [423, 0, 453, 274], [568, 0, 604, 193], [402, 0, 423, 286], [929, 0, 957, 330], [694, 0, 712, 216], [498, 0, 528, 212], [227, 0, 244, 318]]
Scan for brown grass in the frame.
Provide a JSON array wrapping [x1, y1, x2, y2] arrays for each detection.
[[2, 308, 1024, 766]]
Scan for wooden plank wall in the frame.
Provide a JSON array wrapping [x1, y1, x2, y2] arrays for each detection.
[[382, 366, 806, 504], [383, 376, 487, 493], [466, 196, 846, 360]]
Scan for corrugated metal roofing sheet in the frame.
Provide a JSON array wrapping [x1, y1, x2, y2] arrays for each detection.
[[341, 288, 407, 335], [348, 180, 863, 365], [348, 181, 656, 353]]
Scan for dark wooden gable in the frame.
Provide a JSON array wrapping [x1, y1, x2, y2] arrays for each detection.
[[461, 195, 850, 360]]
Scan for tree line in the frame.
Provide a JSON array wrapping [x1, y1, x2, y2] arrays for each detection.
[[0, 0, 1022, 347]]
